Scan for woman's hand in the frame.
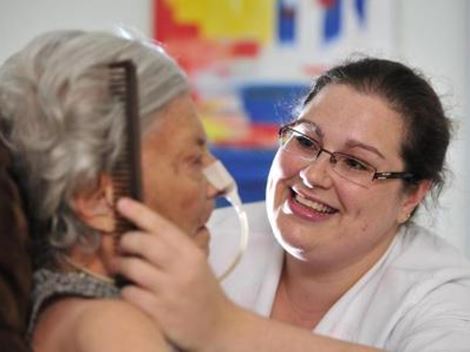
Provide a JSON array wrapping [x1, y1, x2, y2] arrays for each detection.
[[113, 197, 236, 351]]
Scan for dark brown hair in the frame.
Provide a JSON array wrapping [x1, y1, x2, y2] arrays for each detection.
[[0, 140, 32, 351], [303, 57, 451, 198]]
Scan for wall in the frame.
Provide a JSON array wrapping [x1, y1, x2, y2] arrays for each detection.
[[0, 0, 151, 64], [397, 0, 470, 255], [0, 0, 469, 256]]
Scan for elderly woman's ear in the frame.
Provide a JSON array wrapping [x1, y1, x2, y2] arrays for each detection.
[[71, 174, 115, 233]]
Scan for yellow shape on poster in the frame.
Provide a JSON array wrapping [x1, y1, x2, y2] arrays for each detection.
[[166, 0, 276, 44]]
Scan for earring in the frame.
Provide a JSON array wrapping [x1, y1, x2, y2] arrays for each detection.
[[399, 213, 411, 224]]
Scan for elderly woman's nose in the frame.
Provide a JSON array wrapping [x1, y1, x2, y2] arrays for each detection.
[[203, 154, 228, 199]]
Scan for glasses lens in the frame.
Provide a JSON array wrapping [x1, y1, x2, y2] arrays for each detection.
[[280, 127, 321, 160], [279, 126, 376, 186], [333, 154, 375, 185]]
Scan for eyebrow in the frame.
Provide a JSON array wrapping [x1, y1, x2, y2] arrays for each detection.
[[294, 118, 385, 159], [343, 140, 385, 159], [295, 118, 324, 139]]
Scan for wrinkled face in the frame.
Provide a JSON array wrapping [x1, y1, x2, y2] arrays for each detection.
[[141, 93, 217, 250], [266, 84, 416, 270]]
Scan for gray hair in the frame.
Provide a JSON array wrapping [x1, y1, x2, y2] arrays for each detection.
[[0, 30, 189, 258]]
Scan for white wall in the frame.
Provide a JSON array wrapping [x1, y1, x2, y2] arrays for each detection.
[[0, 0, 469, 255], [397, 0, 470, 256], [0, 0, 152, 64]]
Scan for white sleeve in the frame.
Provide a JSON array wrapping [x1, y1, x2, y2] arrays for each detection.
[[386, 279, 470, 352]]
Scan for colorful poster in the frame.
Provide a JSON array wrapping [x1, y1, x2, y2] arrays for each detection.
[[154, 0, 395, 203]]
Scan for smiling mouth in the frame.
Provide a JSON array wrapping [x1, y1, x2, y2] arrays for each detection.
[[291, 189, 338, 214]]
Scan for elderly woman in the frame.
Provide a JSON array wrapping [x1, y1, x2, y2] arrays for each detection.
[[0, 29, 221, 351], [114, 58, 470, 351]]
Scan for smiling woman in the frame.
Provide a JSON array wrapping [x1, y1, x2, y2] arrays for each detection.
[[111, 57, 470, 352], [211, 58, 470, 350]]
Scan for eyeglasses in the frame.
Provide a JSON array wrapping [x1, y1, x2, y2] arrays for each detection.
[[278, 124, 416, 186]]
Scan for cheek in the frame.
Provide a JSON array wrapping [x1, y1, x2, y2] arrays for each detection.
[[277, 151, 301, 178], [267, 153, 288, 205], [349, 187, 402, 232], [170, 177, 208, 225], [267, 152, 301, 189]]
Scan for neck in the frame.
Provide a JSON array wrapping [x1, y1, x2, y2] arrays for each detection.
[[61, 233, 117, 285], [273, 233, 396, 327], [60, 254, 115, 284]]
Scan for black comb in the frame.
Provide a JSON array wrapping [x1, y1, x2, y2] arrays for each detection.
[[108, 60, 142, 287]]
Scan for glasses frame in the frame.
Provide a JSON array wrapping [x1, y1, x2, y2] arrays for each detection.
[[278, 125, 416, 183]]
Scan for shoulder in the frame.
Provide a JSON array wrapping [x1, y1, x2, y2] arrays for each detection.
[[385, 262, 470, 351], [34, 297, 169, 352], [384, 223, 470, 303], [393, 223, 470, 272], [73, 299, 169, 352], [380, 224, 470, 345]]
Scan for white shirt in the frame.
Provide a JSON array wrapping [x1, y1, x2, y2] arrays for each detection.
[[208, 201, 470, 351]]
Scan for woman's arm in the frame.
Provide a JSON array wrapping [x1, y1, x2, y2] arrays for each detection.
[[114, 198, 380, 352]]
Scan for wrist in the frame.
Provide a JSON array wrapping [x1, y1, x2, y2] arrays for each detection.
[[197, 300, 247, 352]]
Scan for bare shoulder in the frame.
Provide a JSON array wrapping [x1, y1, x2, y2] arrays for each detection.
[[72, 298, 169, 352]]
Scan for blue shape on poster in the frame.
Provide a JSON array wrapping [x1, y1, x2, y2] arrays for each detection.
[[211, 147, 277, 207], [240, 83, 310, 124], [322, 0, 367, 43], [355, 0, 366, 25], [323, 0, 342, 43], [278, 0, 297, 44]]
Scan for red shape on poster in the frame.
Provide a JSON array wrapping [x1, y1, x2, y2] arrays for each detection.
[[318, 0, 337, 9], [154, 0, 199, 41], [230, 41, 260, 57]]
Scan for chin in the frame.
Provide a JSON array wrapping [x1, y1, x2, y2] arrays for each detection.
[[273, 213, 314, 253], [193, 226, 210, 255], [273, 228, 307, 261]]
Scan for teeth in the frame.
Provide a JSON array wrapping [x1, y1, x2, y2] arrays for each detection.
[[294, 193, 335, 214]]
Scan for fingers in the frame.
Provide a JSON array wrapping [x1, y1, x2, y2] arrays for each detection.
[[116, 197, 199, 255], [116, 198, 186, 242], [114, 255, 162, 288], [118, 231, 173, 265]]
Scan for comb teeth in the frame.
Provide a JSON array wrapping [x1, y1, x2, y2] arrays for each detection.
[[108, 61, 143, 239]]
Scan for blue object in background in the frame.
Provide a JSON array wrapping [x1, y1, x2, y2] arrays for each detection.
[[277, 0, 297, 44], [211, 147, 277, 207], [355, 0, 366, 25], [323, 0, 342, 43], [322, 0, 367, 43], [211, 83, 309, 208], [239, 83, 310, 124]]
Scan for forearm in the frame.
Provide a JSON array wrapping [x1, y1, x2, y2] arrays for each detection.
[[202, 307, 381, 352]]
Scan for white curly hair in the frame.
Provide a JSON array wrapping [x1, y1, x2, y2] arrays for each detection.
[[0, 29, 189, 258]]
